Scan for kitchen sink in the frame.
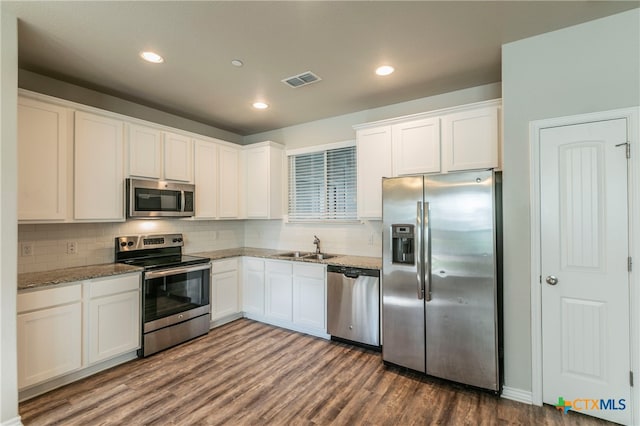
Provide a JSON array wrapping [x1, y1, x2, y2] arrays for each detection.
[[277, 251, 311, 258], [303, 253, 337, 260]]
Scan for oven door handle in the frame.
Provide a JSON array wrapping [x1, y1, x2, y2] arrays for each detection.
[[144, 263, 211, 279]]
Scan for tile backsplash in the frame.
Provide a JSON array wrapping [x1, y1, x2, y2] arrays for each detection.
[[18, 218, 382, 273], [18, 220, 245, 273]]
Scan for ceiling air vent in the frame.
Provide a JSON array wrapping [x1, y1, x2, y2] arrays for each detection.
[[281, 71, 322, 88]]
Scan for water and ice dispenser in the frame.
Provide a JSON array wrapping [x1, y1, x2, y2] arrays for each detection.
[[391, 224, 415, 265]]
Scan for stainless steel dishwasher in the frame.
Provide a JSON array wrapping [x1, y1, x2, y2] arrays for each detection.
[[327, 265, 380, 347]]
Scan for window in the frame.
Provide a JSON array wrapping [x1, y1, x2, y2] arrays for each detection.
[[288, 144, 357, 221]]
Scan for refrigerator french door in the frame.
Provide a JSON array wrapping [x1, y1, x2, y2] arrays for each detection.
[[382, 170, 500, 392]]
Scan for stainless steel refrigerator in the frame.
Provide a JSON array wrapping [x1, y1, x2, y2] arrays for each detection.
[[382, 170, 501, 392]]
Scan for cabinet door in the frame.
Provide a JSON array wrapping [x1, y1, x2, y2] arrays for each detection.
[[441, 105, 499, 172], [127, 123, 162, 179], [88, 291, 140, 364], [194, 140, 218, 219], [293, 264, 326, 330], [265, 261, 293, 322], [18, 97, 69, 221], [243, 258, 265, 316], [245, 146, 269, 218], [212, 269, 240, 320], [218, 145, 240, 218], [356, 126, 392, 219], [74, 111, 124, 221], [17, 302, 82, 388], [163, 132, 193, 182], [392, 117, 441, 175]]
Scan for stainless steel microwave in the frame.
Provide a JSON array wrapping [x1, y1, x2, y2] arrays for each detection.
[[126, 178, 195, 218]]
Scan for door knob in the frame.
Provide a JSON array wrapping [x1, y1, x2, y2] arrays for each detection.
[[545, 275, 558, 285]]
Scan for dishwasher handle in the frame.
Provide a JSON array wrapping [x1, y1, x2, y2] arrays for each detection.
[[327, 265, 380, 278]]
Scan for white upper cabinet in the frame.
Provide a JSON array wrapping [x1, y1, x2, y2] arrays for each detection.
[[74, 111, 125, 221], [441, 105, 499, 172], [194, 139, 218, 219], [354, 100, 501, 219], [127, 126, 193, 182], [356, 126, 392, 219], [244, 142, 284, 219], [218, 144, 241, 218], [392, 117, 440, 175], [18, 96, 71, 222], [163, 132, 193, 182], [127, 123, 162, 179]]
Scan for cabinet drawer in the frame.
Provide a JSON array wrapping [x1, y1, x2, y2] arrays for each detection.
[[18, 284, 82, 313], [266, 261, 293, 275], [293, 263, 325, 279], [89, 273, 140, 299], [212, 258, 237, 274]]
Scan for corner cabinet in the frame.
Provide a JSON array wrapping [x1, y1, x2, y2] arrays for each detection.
[[354, 99, 501, 219], [74, 111, 125, 221], [244, 142, 285, 219], [18, 97, 71, 222], [243, 257, 266, 317], [211, 258, 241, 323]]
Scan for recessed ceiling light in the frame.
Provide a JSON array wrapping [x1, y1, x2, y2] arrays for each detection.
[[375, 65, 395, 76], [253, 102, 269, 110], [231, 59, 244, 67], [140, 51, 164, 64]]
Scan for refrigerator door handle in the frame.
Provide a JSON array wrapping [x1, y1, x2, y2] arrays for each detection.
[[424, 202, 431, 302], [416, 201, 424, 299]]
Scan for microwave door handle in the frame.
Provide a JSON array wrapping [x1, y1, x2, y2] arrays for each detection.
[[180, 190, 186, 213]]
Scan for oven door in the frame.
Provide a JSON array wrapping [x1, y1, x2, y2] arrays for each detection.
[[142, 263, 210, 333]]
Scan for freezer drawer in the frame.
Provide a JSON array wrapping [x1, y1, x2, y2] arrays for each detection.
[[327, 265, 380, 347]]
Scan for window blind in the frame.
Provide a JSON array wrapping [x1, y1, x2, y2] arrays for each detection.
[[288, 145, 357, 221]]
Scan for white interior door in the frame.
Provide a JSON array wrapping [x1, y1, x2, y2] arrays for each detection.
[[540, 118, 631, 424]]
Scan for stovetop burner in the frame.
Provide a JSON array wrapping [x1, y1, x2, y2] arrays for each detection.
[[115, 233, 209, 270]]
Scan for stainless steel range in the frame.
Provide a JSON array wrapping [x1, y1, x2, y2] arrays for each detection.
[[115, 233, 211, 357]]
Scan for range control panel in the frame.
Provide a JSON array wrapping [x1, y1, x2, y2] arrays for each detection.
[[116, 234, 184, 251]]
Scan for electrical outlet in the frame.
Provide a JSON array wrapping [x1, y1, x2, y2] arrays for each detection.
[[21, 243, 34, 257], [67, 241, 77, 255], [368, 233, 375, 246]]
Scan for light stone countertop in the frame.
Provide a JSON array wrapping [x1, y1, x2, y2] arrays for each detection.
[[18, 248, 381, 292], [191, 247, 381, 270], [18, 263, 143, 292]]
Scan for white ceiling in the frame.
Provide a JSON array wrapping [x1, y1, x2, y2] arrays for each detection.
[[3, 1, 638, 136]]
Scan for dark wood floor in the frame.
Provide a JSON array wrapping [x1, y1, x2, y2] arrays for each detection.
[[20, 319, 612, 425]]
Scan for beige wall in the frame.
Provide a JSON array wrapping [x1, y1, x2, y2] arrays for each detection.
[[19, 70, 244, 144], [501, 9, 640, 392], [1, 7, 20, 425]]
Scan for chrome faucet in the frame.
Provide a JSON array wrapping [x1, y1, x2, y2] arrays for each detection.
[[313, 235, 321, 254]]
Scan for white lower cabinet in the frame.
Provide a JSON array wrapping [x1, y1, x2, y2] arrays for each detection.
[[242, 257, 328, 338], [17, 285, 83, 389], [211, 258, 240, 321], [292, 263, 326, 331], [17, 273, 141, 394], [86, 274, 140, 365], [265, 260, 293, 322], [243, 257, 266, 316]]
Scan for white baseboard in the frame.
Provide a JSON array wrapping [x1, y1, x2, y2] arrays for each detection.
[[501, 386, 534, 405], [1, 416, 23, 426]]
